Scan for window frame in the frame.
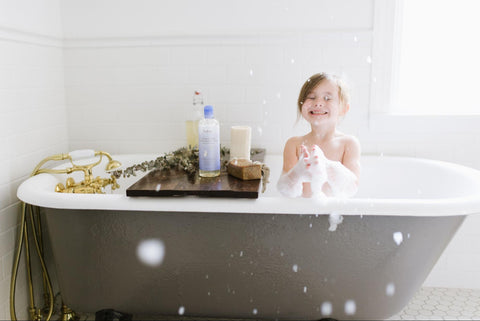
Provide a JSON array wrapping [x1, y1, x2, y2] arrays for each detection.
[[369, 0, 480, 134]]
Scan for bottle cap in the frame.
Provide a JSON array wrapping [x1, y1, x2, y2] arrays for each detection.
[[204, 105, 214, 119]]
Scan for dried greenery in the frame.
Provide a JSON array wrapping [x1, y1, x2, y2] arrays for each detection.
[[111, 146, 237, 181]]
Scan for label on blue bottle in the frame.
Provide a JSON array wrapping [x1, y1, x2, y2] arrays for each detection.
[[199, 125, 220, 171]]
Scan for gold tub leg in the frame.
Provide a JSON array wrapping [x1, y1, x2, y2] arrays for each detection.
[[60, 303, 78, 321]]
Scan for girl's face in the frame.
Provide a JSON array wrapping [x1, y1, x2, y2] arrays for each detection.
[[301, 79, 348, 128]]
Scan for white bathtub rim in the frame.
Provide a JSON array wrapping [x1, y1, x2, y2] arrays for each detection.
[[17, 179, 480, 216], [16, 153, 480, 217]]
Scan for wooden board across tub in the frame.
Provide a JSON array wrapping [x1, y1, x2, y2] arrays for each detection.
[[126, 149, 265, 199]]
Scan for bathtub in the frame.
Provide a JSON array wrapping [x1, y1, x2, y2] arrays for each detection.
[[17, 153, 480, 320]]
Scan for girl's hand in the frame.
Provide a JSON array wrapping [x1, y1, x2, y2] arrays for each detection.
[[308, 145, 328, 197], [277, 144, 311, 197]]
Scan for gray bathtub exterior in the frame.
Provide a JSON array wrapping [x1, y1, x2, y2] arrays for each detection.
[[43, 208, 465, 320]]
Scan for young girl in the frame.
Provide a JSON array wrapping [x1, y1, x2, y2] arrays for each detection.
[[277, 73, 361, 198]]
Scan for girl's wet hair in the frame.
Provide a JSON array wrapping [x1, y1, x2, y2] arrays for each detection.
[[297, 73, 350, 117]]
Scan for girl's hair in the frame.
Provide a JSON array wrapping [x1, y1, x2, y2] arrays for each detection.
[[297, 73, 350, 117]]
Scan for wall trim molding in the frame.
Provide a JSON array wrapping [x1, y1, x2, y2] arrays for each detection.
[[0, 25, 372, 49], [62, 29, 372, 48], [0, 25, 62, 47]]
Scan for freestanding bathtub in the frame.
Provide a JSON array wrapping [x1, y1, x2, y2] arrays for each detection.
[[17, 153, 480, 320]]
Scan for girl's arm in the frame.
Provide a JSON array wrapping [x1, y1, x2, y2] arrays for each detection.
[[277, 138, 310, 197], [323, 136, 361, 197]]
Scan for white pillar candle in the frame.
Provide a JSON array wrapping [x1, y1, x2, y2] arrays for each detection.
[[230, 126, 251, 160]]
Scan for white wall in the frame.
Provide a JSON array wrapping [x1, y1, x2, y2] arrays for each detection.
[[60, 0, 373, 155], [0, 0, 67, 319], [1, 0, 480, 318]]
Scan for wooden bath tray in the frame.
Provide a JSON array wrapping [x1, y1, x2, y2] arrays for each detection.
[[126, 149, 265, 199]]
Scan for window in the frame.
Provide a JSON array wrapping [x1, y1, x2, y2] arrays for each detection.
[[373, 0, 480, 116]]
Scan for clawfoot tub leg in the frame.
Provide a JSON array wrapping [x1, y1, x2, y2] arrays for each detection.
[[95, 309, 132, 321], [60, 303, 78, 321]]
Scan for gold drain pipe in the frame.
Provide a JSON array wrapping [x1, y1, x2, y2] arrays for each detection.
[[10, 150, 121, 321]]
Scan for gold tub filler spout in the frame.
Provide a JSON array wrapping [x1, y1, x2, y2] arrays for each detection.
[[32, 149, 122, 193], [10, 150, 121, 321]]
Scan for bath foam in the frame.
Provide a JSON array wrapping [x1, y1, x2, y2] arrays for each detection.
[[328, 212, 344, 231]]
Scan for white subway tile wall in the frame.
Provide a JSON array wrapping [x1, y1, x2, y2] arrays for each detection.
[[64, 32, 373, 155], [0, 33, 68, 320]]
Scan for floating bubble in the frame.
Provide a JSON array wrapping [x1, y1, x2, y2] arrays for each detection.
[[136, 239, 165, 267], [256, 126, 263, 137], [328, 213, 343, 231], [155, 184, 161, 192], [321, 301, 332, 316], [386, 282, 396, 296], [252, 308, 258, 315], [178, 306, 185, 315], [393, 232, 403, 245], [344, 300, 356, 315], [303, 286, 307, 293], [292, 264, 298, 272]]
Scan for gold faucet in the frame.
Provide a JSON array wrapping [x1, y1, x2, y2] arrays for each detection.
[[31, 150, 122, 194]]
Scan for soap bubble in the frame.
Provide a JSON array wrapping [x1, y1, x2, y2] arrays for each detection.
[[178, 306, 185, 315], [328, 213, 343, 231], [393, 232, 403, 246], [292, 264, 298, 272], [137, 239, 165, 267], [321, 301, 332, 316], [256, 126, 263, 137], [252, 308, 258, 315], [386, 282, 396, 296], [344, 300, 356, 315]]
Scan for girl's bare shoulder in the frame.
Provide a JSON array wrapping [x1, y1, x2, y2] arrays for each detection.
[[284, 136, 306, 153], [336, 133, 361, 155]]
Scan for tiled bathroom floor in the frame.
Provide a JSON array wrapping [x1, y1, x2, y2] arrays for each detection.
[[78, 287, 480, 320], [389, 287, 480, 320]]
